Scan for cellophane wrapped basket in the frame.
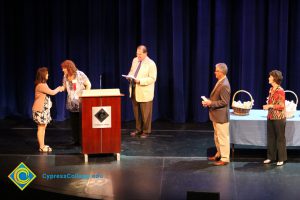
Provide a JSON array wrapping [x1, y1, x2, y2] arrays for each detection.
[[285, 90, 298, 118], [232, 90, 254, 116]]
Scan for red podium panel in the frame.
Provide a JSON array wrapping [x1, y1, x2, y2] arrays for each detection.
[[80, 95, 122, 155]]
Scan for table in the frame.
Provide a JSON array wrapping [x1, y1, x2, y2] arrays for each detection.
[[230, 109, 300, 146]]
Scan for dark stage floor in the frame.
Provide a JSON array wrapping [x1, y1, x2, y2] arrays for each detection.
[[0, 118, 300, 200]]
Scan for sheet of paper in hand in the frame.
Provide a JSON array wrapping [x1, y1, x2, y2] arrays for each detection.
[[122, 74, 137, 80], [201, 96, 209, 101]]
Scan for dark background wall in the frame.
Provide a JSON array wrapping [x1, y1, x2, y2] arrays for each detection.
[[1, 0, 300, 122]]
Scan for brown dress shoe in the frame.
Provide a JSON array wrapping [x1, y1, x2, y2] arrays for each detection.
[[130, 131, 141, 137], [208, 156, 221, 161], [213, 161, 229, 166]]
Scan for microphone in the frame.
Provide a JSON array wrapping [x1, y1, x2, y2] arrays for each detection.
[[99, 74, 102, 89]]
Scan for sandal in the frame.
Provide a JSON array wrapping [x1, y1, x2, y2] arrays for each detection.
[[39, 145, 52, 152]]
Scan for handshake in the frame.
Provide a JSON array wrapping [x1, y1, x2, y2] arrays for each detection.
[[57, 86, 65, 92]]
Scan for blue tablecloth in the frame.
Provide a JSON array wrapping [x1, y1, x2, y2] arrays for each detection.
[[230, 109, 300, 146]]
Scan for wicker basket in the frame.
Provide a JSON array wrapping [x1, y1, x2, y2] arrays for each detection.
[[232, 90, 254, 116], [285, 90, 298, 118]]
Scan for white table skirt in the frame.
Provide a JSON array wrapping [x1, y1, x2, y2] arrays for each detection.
[[230, 109, 300, 146]]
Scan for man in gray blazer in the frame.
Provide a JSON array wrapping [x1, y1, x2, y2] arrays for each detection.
[[202, 63, 231, 166]]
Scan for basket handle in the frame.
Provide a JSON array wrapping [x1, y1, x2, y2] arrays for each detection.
[[284, 90, 298, 105], [232, 90, 254, 108]]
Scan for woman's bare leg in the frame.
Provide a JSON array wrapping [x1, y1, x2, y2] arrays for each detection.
[[37, 124, 46, 149]]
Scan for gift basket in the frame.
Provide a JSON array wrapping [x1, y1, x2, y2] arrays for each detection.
[[232, 90, 254, 116], [285, 90, 298, 118]]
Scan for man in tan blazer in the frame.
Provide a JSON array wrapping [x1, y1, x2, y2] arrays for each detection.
[[202, 63, 231, 166], [128, 45, 157, 138]]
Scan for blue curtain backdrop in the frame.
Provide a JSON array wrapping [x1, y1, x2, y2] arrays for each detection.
[[1, 0, 300, 122]]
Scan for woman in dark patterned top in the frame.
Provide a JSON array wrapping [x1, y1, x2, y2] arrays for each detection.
[[61, 60, 91, 145], [263, 70, 286, 166]]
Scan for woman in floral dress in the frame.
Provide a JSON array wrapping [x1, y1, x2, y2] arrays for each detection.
[[32, 67, 63, 152]]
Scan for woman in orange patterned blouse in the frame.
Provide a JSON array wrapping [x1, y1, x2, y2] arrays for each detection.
[[263, 70, 286, 166]]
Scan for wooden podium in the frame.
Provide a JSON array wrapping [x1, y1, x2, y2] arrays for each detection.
[[80, 89, 122, 162]]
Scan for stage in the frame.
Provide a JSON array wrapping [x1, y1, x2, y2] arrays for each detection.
[[1, 119, 300, 200]]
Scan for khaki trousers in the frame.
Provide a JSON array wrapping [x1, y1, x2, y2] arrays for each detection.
[[213, 122, 230, 162], [131, 88, 153, 134]]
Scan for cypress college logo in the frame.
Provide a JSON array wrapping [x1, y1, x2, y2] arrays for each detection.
[[8, 162, 36, 191]]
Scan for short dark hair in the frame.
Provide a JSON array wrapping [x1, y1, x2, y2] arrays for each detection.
[[269, 70, 283, 85], [137, 45, 147, 53]]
